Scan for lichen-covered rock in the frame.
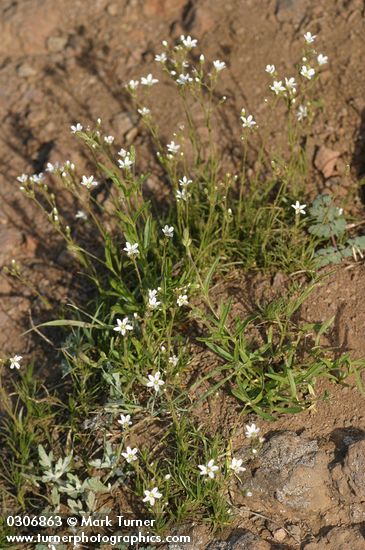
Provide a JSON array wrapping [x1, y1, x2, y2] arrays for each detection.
[[303, 525, 365, 549], [246, 432, 333, 513]]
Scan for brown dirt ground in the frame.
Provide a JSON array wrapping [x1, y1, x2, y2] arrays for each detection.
[[1, 0, 365, 548]]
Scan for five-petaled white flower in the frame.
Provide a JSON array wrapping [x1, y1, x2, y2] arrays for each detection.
[[104, 135, 114, 144], [291, 200, 306, 215], [317, 53, 328, 66], [146, 371, 165, 392], [198, 459, 219, 479], [143, 487, 162, 506], [128, 80, 139, 90], [167, 141, 180, 154], [229, 457, 246, 474], [138, 107, 150, 117], [245, 423, 261, 438], [155, 52, 167, 63], [177, 294, 188, 307], [285, 77, 297, 92], [9, 355, 22, 370], [270, 80, 286, 95], [265, 64, 275, 75], [123, 242, 139, 257], [213, 60, 226, 72], [141, 74, 158, 86], [168, 355, 178, 367], [304, 31, 316, 44], [70, 123, 83, 133], [122, 446, 138, 463], [300, 65, 315, 80], [75, 210, 87, 220], [180, 35, 197, 49], [297, 105, 308, 121], [176, 73, 193, 85], [113, 317, 133, 336], [147, 289, 161, 310], [241, 114, 256, 129], [176, 188, 188, 201], [179, 176, 192, 188], [30, 173, 44, 184], [118, 414, 132, 428], [81, 175, 98, 189], [162, 225, 174, 238], [17, 173, 28, 183]]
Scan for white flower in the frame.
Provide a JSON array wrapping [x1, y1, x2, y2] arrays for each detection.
[[270, 80, 286, 95], [146, 371, 165, 392], [46, 162, 60, 173], [30, 173, 44, 184], [121, 446, 138, 463], [128, 80, 139, 90], [265, 64, 275, 75], [285, 77, 297, 92], [123, 242, 139, 257], [177, 294, 188, 307], [9, 355, 22, 370], [176, 73, 193, 85], [179, 176, 192, 188], [118, 155, 134, 169], [143, 487, 162, 506], [64, 160, 75, 171], [213, 60, 226, 72], [17, 174, 28, 183], [291, 200, 306, 215], [118, 414, 132, 428], [229, 457, 246, 474], [70, 123, 83, 133], [317, 53, 328, 66], [198, 459, 219, 479], [155, 52, 167, 63], [104, 135, 114, 144], [75, 210, 87, 220], [147, 289, 161, 310], [296, 105, 308, 121], [300, 65, 315, 80], [304, 31, 316, 44], [164, 474, 171, 480], [245, 423, 261, 438], [162, 225, 174, 238], [141, 74, 158, 86], [113, 317, 133, 336], [167, 141, 180, 154], [176, 189, 188, 201], [180, 35, 197, 49], [138, 107, 150, 116], [81, 175, 98, 189], [241, 114, 256, 129], [168, 355, 178, 367]]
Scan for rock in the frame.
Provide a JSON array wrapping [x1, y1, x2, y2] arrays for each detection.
[[303, 525, 365, 549], [247, 432, 333, 513], [314, 146, 341, 179], [206, 530, 271, 550], [112, 112, 136, 137], [275, 0, 308, 23], [16, 63, 37, 77], [106, 3, 118, 16], [47, 35, 68, 52], [340, 438, 365, 499], [273, 528, 286, 542]]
